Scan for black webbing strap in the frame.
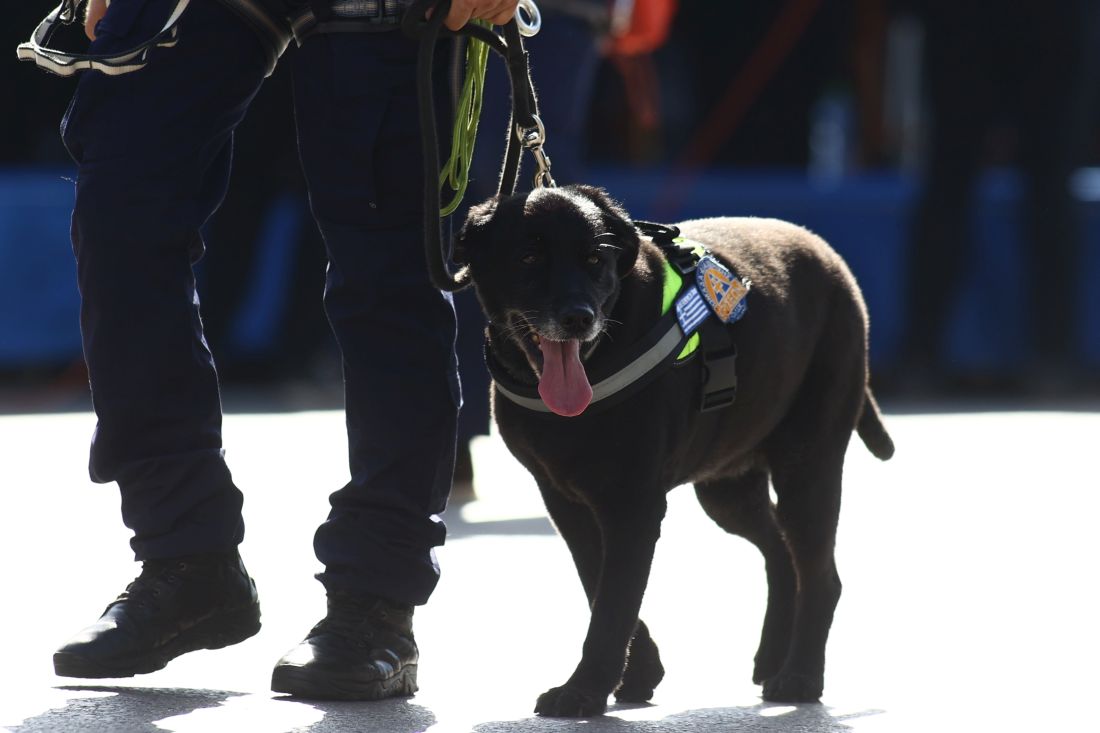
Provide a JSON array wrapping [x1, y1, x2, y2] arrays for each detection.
[[697, 318, 738, 411], [636, 219, 740, 411], [496, 20, 539, 197]]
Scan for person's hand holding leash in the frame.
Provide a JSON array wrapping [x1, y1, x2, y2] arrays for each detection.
[[439, 0, 518, 31]]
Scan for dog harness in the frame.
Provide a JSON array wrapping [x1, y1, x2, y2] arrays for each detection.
[[16, 0, 414, 79], [17, 0, 198, 76], [488, 222, 750, 415]]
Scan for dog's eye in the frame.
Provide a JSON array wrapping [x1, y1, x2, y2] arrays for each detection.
[[586, 243, 618, 267]]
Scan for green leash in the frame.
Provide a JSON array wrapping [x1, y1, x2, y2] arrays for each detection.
[[439, 22, 490, 216]]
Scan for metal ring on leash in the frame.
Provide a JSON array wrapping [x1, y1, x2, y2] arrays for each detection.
[[515, 0, 541, 37], [516, 114, 547, 148]]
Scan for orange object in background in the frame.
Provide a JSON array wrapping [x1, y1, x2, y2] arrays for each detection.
[[608, 0, 679, 56]]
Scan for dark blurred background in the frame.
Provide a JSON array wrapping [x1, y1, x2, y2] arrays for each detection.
[[4, 0, 1100, 410]]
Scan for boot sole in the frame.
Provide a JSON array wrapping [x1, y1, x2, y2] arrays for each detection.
[[271, 662, 418, 701], [53, 603, 262, 679]]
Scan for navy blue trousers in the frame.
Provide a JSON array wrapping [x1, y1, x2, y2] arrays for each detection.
[[61, 0, 459, 605]]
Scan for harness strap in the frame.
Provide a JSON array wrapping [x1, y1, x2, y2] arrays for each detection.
[[16, 0, 192, 77], [216, 0, 292, 72], [698, 318, 738, 411], [486, 308, 692, 414], [16, 0, 292, 78], [489, 232, 746, 416]]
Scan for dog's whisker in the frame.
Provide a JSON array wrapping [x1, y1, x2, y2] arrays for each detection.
[[496, 321, 541, 344], [596, 318, 622, 343]]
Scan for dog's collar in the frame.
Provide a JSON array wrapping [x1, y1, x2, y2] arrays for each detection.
[[488, 231, 750, 415]]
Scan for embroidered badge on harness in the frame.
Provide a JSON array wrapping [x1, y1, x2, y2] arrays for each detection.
[[697, 255, 749, 323], [674, 255, 750, 336]]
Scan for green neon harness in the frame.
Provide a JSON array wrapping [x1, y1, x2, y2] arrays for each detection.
[[662, 256, 702, 361]]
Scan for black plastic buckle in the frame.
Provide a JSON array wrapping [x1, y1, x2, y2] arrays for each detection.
[[700, 344, 737, 412], [665, 245, 698, 276]]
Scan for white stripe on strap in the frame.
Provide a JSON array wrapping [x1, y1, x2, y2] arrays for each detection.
[[494, 322, 688, 414], [17, 0, 190, 77]]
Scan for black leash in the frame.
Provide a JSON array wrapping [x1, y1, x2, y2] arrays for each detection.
[[402, 0, 547, 292]]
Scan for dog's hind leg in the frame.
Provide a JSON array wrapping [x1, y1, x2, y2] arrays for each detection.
[[695, 469, 796, 685], [534, 489, 668, 717], [538, 485, 666, 707], [754, 284, 867, 702], [761, 446, 845, 703]]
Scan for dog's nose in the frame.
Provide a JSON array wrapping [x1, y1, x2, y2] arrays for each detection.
[[560, 305, 595, 334]]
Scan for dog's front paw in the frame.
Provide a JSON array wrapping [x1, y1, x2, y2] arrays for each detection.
[[534, 684, 607, 717], [761, 671, 823, 702]]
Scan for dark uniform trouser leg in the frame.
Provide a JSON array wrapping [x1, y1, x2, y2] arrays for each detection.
[[62, 1, 269, 558], [291, 33, 460, 606]]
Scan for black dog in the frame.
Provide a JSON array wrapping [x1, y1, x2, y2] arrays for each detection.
[[454, 184, 894, 717]]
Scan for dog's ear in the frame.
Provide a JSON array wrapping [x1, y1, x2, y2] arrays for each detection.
[[453, 196, 501, 265], [572, 185, 641, 279]]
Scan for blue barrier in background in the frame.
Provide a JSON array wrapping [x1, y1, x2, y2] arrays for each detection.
[[0, 169, 79, 365], [2, 167, 1097, 370], [588, 167, 1100, 369]]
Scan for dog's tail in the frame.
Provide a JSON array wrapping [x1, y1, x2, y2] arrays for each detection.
[[857, 387, 895, 460]]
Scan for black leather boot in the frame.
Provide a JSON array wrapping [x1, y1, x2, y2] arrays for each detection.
[[271, 593, 418, 700], [54, 551, 261, 678]]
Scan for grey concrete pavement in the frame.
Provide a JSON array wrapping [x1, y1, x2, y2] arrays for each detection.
[[2, 405, 1098, 732]]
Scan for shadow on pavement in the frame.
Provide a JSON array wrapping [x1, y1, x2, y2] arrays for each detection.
[[10, 687, 883, 733], [10, 686, 437, 733], [474, 701, 885, 732], [271, 696, 437, 733], [10, 687, 241, 733]]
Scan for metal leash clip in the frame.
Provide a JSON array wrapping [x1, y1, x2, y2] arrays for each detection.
[[515, 0, 541, 37], [517, 114, 556, 189]]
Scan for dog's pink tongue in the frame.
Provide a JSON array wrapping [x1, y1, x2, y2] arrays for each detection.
[[538, 339, 593, 417]]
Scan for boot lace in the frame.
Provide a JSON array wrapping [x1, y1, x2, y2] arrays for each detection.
[[107, 559, 189, 614], [308, 595, 411, 649]]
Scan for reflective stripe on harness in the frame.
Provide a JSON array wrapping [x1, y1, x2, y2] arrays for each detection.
[[16, 0, 293, 78], [492, 315, 689, 413], [16, 0, 192, 77]]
